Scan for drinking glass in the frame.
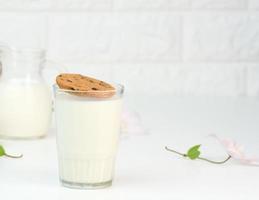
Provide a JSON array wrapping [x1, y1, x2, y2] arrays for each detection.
[[53, 84, 124, 189]]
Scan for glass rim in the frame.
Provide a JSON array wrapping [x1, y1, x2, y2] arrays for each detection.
[[53, 83, 124, 95]]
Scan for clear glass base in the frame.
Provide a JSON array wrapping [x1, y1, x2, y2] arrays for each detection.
[[60, 179, 112, 190], [0, 134, 46, 140]]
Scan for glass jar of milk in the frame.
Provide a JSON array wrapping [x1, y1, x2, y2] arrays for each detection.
[[54, 84, 124, 189], [0, 46, 52, 139]]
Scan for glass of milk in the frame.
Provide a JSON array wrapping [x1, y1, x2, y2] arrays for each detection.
[[53, 84, 124, 189], [0, 46, 52, 139]]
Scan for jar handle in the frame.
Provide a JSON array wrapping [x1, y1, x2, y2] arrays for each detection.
[[0, 43, 8, 76], [45, 59, 69, 73], [0, 43, 12, 76], [41, 58, 70, 82], [0, 57, 2, 76], [43, 58, 70, 113]]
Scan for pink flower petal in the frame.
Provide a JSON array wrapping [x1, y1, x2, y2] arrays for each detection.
[[121, 109, 146, 135], [210, 134, 259, 166]]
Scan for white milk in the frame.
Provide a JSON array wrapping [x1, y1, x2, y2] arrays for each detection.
[[55, 94, 122, 186], [0, 83, 52, 138]]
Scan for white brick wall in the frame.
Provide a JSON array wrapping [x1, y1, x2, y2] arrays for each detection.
[[0, 13, 47, 48], [191, 0, 247, 9], [0, 0, 53, 10], [247, 65, 259, 96], [250, 0, 259, 10], [47, 13, 181, 62], [184, 14, 259, 62], [111, 63, 246, 96], [56, 0, 112, 11], [114, 0, 189, 10], [0, 0, 258, 96]]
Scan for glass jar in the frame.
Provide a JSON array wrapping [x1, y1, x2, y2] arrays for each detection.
[[0, 46, 52, 139]]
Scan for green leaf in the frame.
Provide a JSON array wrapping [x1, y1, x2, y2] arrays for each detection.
[[0, 145, 5, 157], [187, 144, 201, 160]]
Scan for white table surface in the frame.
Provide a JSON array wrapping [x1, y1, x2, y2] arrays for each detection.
[[1, 96, 259, 200]]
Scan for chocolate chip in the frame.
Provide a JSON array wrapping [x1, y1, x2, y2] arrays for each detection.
[[92, 87, 98, 90]]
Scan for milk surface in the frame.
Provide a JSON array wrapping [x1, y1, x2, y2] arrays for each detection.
[[0, 82, 52, 138], [55, 94, 122, 184]]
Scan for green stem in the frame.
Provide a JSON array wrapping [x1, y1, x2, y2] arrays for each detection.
[[165, 146, 231, 164], [197, 155, 231, 164], [165, 146, 187, 157], [4, 153, 23, 159]]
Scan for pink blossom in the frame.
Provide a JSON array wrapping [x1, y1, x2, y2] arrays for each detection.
[[121, 109, 146, 135], [210, 134, 259, 166]]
